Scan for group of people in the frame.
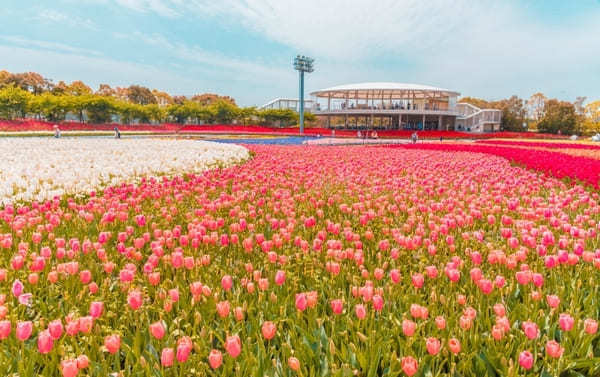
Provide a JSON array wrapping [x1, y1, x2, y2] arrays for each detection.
[[53, 125, 121, 138], [356, 130, 378, 139]]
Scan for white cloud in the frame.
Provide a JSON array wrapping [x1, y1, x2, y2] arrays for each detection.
[[30, 9, 99, 30], [106, 0, 600, 99]]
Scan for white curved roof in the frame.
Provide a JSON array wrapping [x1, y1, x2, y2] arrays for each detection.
[[311, 82, 459, 98]]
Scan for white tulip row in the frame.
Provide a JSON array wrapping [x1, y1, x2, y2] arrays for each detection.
[[0, 138, 249, 204]]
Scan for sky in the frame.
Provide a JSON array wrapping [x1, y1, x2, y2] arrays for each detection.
[[1, 0, 599, 106]]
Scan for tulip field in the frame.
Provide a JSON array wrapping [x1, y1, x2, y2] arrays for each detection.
[[1, 139, 600, 377]]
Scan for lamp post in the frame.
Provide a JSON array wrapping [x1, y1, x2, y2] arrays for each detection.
[[293, 55, 314, 134]]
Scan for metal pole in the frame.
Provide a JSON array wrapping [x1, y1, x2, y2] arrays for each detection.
[[299, 70, 305, 134]]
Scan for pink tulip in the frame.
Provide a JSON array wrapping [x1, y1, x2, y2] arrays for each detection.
[[426, 337, 441, 355], [522, 321, 539, 340], [208, 349, 222, 369], [355, 304, 367, 319], [0, 320, 11, 339], [11, 279, 23, 297], [161, 348, 174, 367], [275, 270, 286, 285], [78, 316, 93, 334], [434, 316, 446, 330], [546, 294, 560, 308], [38, 330, 54, 354], [545, 340, 563, 358], [402, 319, 416, 336], [559, 313, 574, 331], [89, 301, 103, 318], [216, 300, 230, 318], [261, 321, 276, 340], [76, 355, 89, 369], [584, 318, 598, 334], [295, 293, 307, 311], [448, 338, 461, 354], [225, 334, 241, 358], [60, 359, 79, 377], [330, 299, 344, 315], [401, 356, 418, 376], [127, 290, 143, 310], [221, 275, 233, 291], [48, 319, 63, 339], [518, 350, 534, 370], [390, 269, 401, 283], [288, 356, 300, 371], [105, 334, 120, 354], [149, 321, 166, 339], [16, 321, 33, 341], [176, 340, 192, 363]]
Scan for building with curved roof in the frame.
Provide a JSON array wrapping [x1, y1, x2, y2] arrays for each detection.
[[308, 82, 501, 132]]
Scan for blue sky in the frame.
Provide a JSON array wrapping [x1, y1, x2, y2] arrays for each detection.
[[1, 0, 599, 106]]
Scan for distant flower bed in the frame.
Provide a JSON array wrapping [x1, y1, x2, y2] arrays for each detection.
[[477, 139, 600, 150], [386, 143, 600, 188], [0, 138, 249, 204]]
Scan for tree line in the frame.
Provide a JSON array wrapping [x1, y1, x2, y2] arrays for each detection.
[[0, 70, 315, 127], [459, 93, 600, 135]]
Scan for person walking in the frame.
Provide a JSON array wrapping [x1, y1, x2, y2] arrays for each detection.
[[114, 127, 121, 139], [53, 125, 61, 138]]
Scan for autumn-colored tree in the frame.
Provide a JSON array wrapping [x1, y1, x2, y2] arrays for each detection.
[[96, 84, 115, 97], [191, 93, 236, 106], [127, 85, 157, 105], [527, 92, 547, 122], [582, 100, 600, 134], [66, 81, 92, 96], [458, 97, 490, 109]]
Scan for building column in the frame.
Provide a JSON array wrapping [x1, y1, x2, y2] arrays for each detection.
[[327, 94, 331, 111], [438, 115, 442, 131], [399, 114, 402, 130], [344, 114, 348, 128], [370, 113, 374, 129], [327, 115, 331, 128], [422, 114, 425, 131]]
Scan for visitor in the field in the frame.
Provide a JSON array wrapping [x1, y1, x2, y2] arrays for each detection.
[[53, 125, 61, 138], [114, 127, 121, 139]]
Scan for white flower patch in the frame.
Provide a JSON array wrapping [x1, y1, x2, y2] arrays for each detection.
[[0, 138, 249, 204]]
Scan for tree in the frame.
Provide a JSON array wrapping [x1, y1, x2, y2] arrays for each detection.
[[66, 81, 92, 96], [582, 100, 600, 134], [259, 109, 298, 127], [191, 93, 236, 106], [127, 85, 157, 105], [84, 96, 116, 124], [537, 99, 577, 134], [28, 93, 69, 122], [152, 90, 173, 107], [238, 107, 257, 125], [209, 100, 239, 124], [0, 85, 31, 119], [96, 84, 115, 97], [527, 92, 547, 122], [458, 97, 490, 109], [492, 96, 526, 131]]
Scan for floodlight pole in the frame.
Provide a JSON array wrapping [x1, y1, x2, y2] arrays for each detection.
[[298, 70, 305, 134], [293, 55, 314, 134]]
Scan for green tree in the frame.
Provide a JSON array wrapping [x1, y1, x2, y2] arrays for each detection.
[[209, 100, 239, 124], [0, 85, 31, 119], [238, 107, 257, 125], [84, 96, 116, 124], [537, 99, 577, 134]]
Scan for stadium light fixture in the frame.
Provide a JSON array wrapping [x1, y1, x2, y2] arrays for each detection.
[[293, 55, 314, 134]]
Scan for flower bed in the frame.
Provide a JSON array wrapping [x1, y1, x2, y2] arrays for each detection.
[[0, 145, 598, 376], [0, 138, 248, 204], [385, 143, 600, 188], [477, 139, 600, 150]]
